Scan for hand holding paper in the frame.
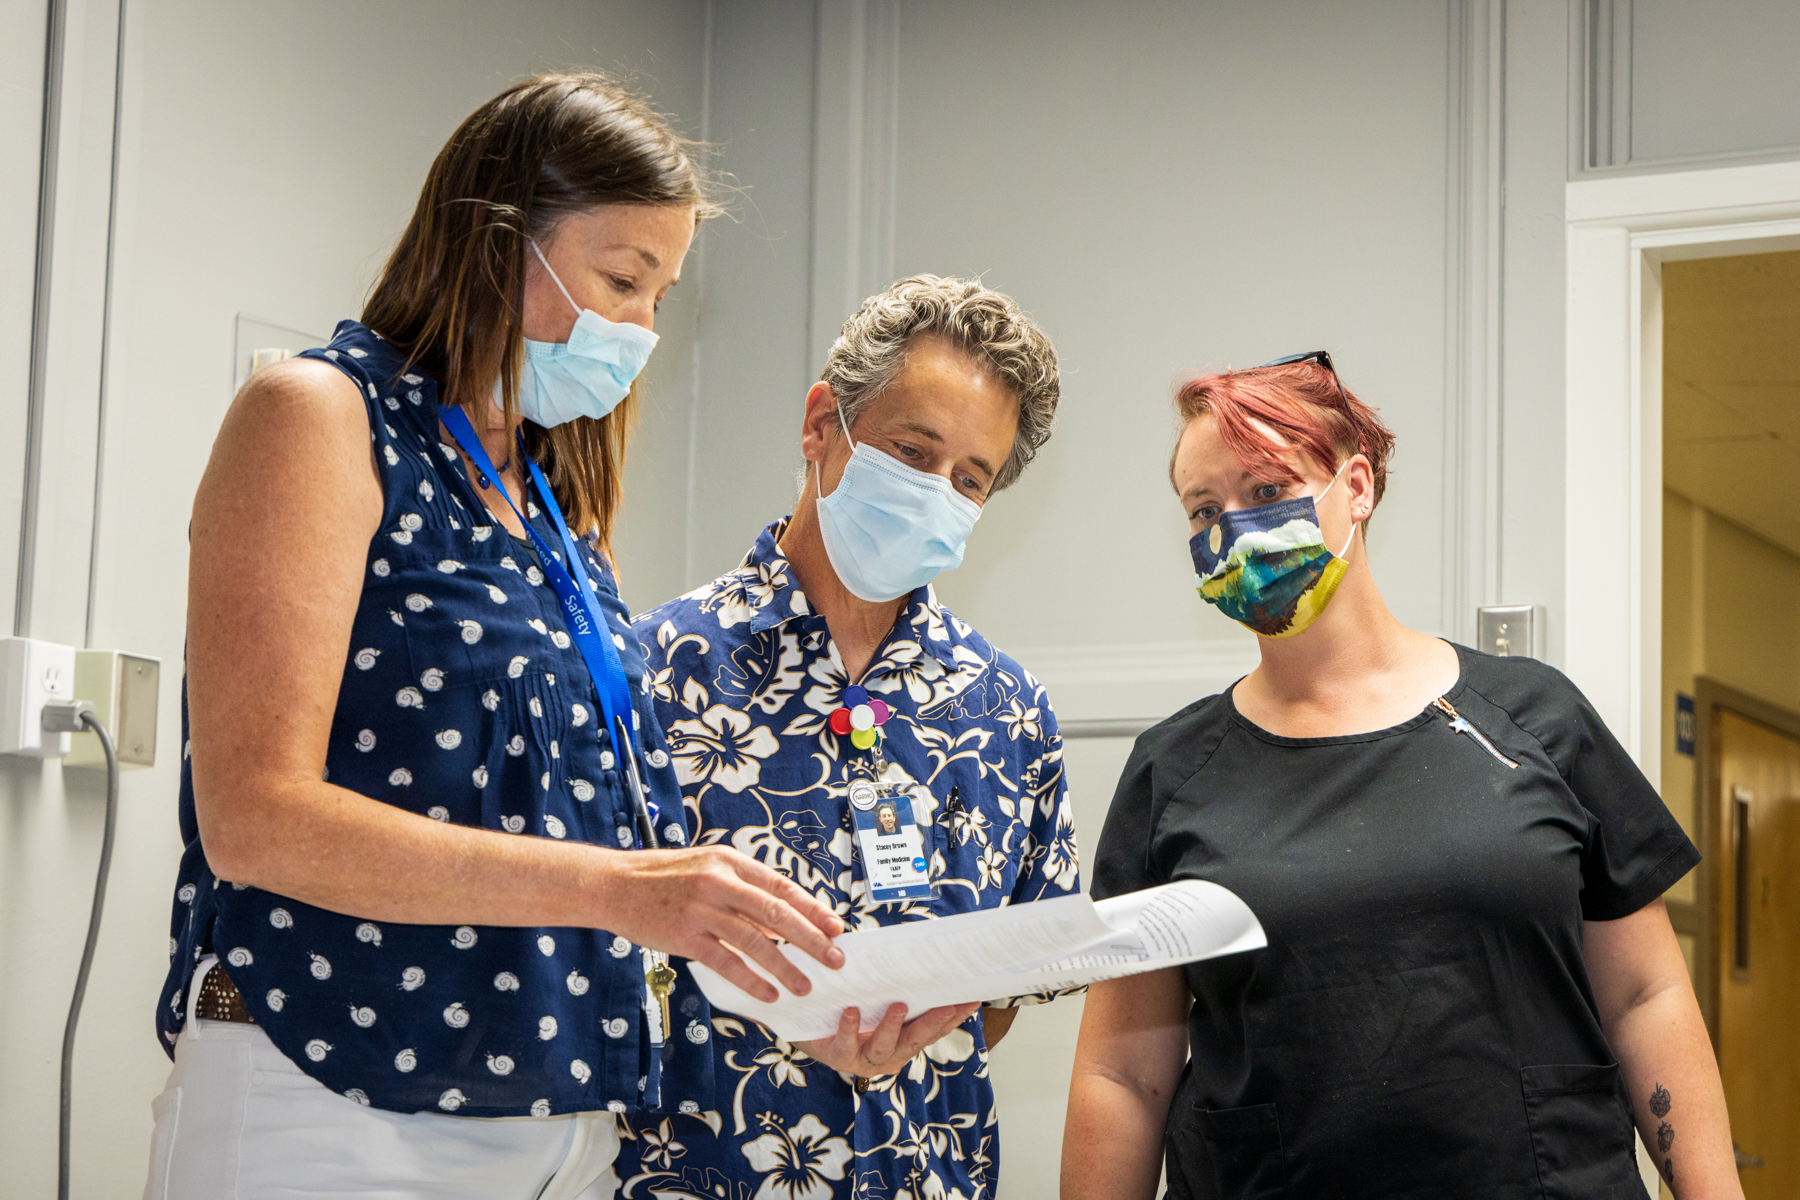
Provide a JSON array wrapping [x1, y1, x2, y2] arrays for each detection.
[[688, 880, 1265, 1043]]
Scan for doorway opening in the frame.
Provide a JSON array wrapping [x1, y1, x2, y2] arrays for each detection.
[[1661, 249, 1800, 1199]]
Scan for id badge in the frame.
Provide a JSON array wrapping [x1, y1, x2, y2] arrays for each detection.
[[848, 781, 933, 904]]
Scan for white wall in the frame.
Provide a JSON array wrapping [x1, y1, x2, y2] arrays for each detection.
[[1, 3, 708, 1195]]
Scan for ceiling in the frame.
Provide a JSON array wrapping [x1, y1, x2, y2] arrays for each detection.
[[1663, 248, 1800, 560]]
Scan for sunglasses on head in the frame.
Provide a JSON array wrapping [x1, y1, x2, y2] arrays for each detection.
[[1258, 349, 1346, 403]]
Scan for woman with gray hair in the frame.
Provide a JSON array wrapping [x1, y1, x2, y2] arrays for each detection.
[[614, 276, 1080, 1200]]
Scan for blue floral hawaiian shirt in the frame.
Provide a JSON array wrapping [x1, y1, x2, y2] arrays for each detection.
[[615, 518, 1080, 1200]]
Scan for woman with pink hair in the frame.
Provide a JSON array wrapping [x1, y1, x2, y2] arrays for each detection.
[[1062, 353, 1740, 1200]]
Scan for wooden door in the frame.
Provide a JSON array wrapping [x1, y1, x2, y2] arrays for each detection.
[[1715, 709, 1800, 1197]]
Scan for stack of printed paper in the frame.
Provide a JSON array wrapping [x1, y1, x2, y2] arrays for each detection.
[[689, 880, 1265, 1043]]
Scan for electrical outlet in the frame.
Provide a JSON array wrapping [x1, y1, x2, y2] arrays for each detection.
[[1, 637, 79, 757]]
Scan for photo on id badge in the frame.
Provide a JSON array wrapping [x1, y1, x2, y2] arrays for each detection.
[[849, 781, 933, 904]]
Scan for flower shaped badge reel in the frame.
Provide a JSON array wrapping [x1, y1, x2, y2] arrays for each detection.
[[828, 685, 891, 753]]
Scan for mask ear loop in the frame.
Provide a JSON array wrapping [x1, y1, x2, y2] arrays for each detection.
[[1315, 458, 1360, 562], [814, 405, 856, 499], [528, 239, 583, 318]]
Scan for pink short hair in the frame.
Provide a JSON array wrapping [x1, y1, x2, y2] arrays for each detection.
[[1173, 359, 1396, 510]]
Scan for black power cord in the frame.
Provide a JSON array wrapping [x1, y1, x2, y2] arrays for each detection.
[[42, 701, 120, 1200]]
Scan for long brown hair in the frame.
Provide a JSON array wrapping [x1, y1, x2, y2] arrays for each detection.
[[363, 73, 713, 554]]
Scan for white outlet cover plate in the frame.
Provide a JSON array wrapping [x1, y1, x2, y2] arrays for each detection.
[[1, 637, 78, 757]]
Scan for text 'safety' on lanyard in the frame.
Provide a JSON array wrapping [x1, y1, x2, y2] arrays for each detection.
[[439, 407, 660, 847]]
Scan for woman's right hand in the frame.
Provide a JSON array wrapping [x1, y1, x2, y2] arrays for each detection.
[[596, 844, 845, 1001]]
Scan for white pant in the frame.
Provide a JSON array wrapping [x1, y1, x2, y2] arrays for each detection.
[[143, 960, 620, 1200]]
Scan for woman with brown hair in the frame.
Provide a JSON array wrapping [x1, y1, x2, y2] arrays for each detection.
[[145, 74, 842, 1199], [1061, 354, 1741, 1199]]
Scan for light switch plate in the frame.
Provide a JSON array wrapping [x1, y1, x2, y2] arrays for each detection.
[[0, 637, 78, 757], [1476, 605, 1545, 660]]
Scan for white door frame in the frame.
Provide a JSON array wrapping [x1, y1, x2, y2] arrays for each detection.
[[1564, 160, 1800, 788]]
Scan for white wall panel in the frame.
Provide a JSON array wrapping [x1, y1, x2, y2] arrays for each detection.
[[685, 0, 822, 585], [891, 0, 1456, 674]]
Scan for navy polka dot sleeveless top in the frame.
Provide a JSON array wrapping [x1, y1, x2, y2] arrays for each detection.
[[156, 320, 714, 1118]]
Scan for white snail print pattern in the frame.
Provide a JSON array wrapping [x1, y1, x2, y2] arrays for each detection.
[[684, 1020, 709, 1045], [608, 936, 631, 959], [157, 324, 701, 1117]]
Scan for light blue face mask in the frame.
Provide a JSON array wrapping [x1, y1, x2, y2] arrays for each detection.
[[505, 240, 659, 428], [815, 405, 983, 602]]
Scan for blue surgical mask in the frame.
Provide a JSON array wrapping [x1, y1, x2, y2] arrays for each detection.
[[815, 406, 982, 602], [505, 240, 658, 428]]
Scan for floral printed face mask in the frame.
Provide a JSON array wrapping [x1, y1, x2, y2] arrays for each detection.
[[1189, 461, 1356, 639]]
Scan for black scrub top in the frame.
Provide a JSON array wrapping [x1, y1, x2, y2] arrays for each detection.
[[1092, 644, 1698, 1200]]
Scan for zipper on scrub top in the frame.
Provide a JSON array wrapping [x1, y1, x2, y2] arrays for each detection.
[[1431, 697, 1518, 769]]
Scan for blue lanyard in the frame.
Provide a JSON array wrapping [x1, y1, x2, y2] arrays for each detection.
[[439, 407, 659, 842]]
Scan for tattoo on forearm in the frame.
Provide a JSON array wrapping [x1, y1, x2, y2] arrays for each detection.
[[1648, 1083, 1675, 1185]]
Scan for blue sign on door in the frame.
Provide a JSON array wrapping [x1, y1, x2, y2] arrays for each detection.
[[1675, 693, 1695, 757]]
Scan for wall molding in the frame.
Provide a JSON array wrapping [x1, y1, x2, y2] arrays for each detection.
[[807, 0, 900, 370], [1441, 0, 1506, 646], [1010, 639, 1263, 729], [1572, 0, 1800, 179]]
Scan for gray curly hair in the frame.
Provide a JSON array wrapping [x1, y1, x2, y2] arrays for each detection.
[[821, 275, 1059, 491]]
